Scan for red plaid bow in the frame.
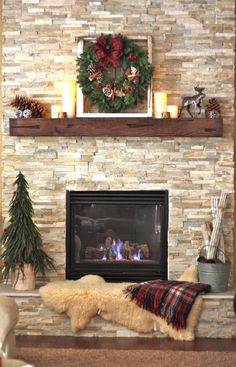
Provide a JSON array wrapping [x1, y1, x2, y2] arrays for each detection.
[[93, 35, 123, 69]]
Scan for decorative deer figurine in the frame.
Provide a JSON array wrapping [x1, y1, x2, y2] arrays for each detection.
[[178, 86, 206, 118]]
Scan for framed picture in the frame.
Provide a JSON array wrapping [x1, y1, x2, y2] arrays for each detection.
[[76, 35, 153, 118]]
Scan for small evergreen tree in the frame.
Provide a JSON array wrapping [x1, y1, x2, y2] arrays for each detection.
[[0, 172, 55, 281]]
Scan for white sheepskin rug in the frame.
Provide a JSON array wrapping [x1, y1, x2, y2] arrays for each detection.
[[39, 265, 202, 341]]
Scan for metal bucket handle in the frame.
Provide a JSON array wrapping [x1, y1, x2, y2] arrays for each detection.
[[198, 245, 231, 263]]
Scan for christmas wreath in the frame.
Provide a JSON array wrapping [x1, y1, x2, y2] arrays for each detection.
[[77, 34, 154, 113]]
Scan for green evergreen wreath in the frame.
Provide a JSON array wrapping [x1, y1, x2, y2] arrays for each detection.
[[76, 34, 154, 113]]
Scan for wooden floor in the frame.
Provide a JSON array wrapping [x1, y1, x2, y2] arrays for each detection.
[[16, 336, 236, 351]]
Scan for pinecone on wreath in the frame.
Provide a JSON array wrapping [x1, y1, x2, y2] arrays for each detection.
[[11, 95, 45, 118], [87, 64, 97, 74], [95, 70, 104, 82], [205, 98, 221, 119], [102, 86, 113, 99], [87, 64, 104, 82]]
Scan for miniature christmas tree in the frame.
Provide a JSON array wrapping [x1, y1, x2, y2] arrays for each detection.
[[0, 172, 55, 283]]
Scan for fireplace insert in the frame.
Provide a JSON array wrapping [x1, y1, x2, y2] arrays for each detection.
[[66, 190, 168, 282]]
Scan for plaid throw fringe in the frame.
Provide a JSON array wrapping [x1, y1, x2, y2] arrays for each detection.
[[124, 280, 211, 330]]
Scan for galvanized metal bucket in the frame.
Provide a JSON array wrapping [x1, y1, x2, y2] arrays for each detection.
[[197, 246, 231, 293], [198, 261, 231, 293]]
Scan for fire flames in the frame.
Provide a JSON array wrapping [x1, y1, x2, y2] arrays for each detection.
[[84, 236, 150, 261], [102, 239, 142, 261]]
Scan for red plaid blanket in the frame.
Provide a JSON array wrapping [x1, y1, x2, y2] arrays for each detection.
[[124, 280, 211, 330]]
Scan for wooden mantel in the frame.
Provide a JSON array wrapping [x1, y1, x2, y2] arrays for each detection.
[[9, 117, 223, 137]]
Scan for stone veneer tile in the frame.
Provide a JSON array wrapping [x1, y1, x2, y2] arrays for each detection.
[[2, 293, 232, 338]]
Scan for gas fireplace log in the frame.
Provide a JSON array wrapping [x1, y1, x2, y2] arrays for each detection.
[[122, 241, 133, 261], [108, 247, 115, 260], [85, 246, 105, 260], [105, 236, 113, 249], [84, 240, 150, 261], [103, 236, 116, 260], [140, 244, 150, 259]]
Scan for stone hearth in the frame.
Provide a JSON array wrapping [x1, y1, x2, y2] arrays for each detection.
[[1, 286, 235, 339]]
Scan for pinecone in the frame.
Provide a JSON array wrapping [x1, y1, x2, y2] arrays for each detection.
[[14, 109, 23, 118], [208, 109, 220, 119], [23, 109, 32, 119], [95, 70, 104, 82], [11, 95, 45, 117], [102, 86, 113, 99], [87, 64, 97, 74], [205, 98, 221, 119]]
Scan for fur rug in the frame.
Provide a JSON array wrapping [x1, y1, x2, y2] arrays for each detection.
[[39, 265, 202, 341]]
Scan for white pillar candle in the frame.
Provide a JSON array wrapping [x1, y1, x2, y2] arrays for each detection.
[[167, 105, 179, 118], [153, 92, 167, 118], [51, 104, 62, 118], [62, 80, 76, 118]]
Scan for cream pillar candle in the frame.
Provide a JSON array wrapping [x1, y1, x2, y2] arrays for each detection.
[[51, 105, 62, 118], [167, 105, 178, 118], [76, 84, 84, 117], [153, 92, 167, 118], [62, 80, 76, 118]]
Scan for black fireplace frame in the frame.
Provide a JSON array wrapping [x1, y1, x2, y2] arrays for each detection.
[[66, 190, 168, 282]]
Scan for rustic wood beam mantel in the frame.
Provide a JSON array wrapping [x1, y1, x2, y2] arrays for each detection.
[[9, 117, 223, 137]]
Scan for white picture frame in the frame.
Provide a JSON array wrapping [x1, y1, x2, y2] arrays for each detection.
[[76, 35, 153, 118]]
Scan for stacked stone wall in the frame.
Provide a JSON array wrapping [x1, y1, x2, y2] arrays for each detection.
[[1, 0, 235, 281]]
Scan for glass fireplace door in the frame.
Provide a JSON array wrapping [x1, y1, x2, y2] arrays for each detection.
[[66, 190, 168, 282]]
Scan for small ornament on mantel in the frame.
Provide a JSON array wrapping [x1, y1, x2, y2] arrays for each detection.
[[205, 98, 221, 119], [161, 111, 170, 118], [22, 109, 32, 119], [178, 86, 206, 118], [14, 110, 23, 118], [11, 95, 45, 118]]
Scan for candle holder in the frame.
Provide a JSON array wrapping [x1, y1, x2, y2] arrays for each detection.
[[162, 111, 171, 118], [58, 112, 67, 118]]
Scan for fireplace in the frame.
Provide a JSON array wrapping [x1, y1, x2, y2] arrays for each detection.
[[66, 190, 168, 282]]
